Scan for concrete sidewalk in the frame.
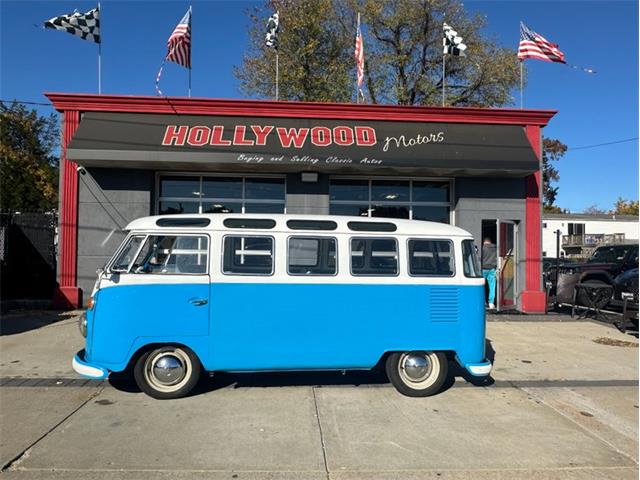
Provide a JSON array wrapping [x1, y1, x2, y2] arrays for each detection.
[[0, 311, 638, 479]]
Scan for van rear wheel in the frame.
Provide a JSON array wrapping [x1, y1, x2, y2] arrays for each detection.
[[134, 346, 201, 399], [386, 351, 447, 397]]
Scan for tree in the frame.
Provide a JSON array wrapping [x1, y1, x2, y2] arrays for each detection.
[[235, 0, 354, 102], [612, 198, 639, 216], [236, 0, 522, 106], [0, 102, 59, 211], [583, 205, 607, 215], [543, 205, 568, 214], [542, 138, 567, 210]]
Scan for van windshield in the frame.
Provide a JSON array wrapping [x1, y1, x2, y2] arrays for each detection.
[[110, 235, 145, 272]]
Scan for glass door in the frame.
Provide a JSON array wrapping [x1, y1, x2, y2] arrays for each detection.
[[497, 220, 518, 311]]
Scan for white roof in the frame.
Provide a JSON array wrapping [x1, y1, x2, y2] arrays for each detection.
[[125, 214, 473, 237]]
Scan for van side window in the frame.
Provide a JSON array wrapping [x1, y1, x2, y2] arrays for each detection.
[[351, 238, 398, 276], [131, 235, 209, 274], [288, 237, 337, 276], [462, 239, 482, 278], [408, 239, 454, 276], [223, 236, 273, 275]]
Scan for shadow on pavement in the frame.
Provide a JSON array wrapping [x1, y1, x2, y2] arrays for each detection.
[[0, 310, 76, 336], [108, 339, 497, 397]]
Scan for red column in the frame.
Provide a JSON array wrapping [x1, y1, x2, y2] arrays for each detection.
[[53, 110, 82, 309], [521, 125, 545, 313]]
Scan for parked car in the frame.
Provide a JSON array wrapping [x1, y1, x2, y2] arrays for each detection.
[[549, 244, 639, 306], [610, 267, 639, 309]]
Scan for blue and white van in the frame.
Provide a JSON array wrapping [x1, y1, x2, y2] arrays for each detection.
[[73, 214, 492, 399]]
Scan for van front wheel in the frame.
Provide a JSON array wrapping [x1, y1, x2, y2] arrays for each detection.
[[386, 351, 448, 397], [134, 346, 201, 399]]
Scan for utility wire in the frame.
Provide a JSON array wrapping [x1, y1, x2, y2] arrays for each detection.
[[1, 99, 54, 107], [569, 137, 638, 151]]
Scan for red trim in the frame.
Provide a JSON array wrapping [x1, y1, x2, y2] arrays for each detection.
[[45, 93, 556, 126], [522, 125, 545, 313], [53, 110, 82, 309]]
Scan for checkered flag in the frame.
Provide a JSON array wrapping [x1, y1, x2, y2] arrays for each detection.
[[265, 12, 279, 50], [443, 22, 466, 57], [44, 7, 100, 43]]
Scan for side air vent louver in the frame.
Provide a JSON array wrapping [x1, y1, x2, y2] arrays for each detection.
[[429, 287, 460, 322]]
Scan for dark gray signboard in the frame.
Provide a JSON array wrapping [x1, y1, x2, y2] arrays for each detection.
[[67, 112, 539, 176]]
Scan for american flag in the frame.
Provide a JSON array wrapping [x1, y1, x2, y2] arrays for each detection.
[[166, 8, 191, 69], [518, 22, 565, 63], [354, 14, 364, 90]]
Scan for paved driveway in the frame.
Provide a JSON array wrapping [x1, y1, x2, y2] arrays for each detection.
[[0, 311, 637, 479]]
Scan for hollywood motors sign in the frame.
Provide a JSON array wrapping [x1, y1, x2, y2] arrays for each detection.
[[161, 123, 445, 154]]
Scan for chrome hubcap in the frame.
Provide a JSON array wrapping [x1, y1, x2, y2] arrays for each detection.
[[152, 354, 185, 386], [398, 352, 435, 385], [402, 354, 430, 381], [144, 349, 192, 392]]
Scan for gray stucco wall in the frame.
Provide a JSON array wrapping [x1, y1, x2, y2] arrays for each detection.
[[77, 168, 154, 301], [453, 177, 527, 309]]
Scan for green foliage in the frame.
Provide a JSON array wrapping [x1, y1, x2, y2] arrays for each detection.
[[235, 0, 353, 102], [236, 0, 522, 106], [0, 102, 59, 211], [613, 198, 639, 216], [542, 138, 567, 209], [543, 204, 568, 214]]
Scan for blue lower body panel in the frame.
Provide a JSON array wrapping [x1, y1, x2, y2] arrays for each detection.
[[207, 283, 487, 372], [82, 282, 488, 375]]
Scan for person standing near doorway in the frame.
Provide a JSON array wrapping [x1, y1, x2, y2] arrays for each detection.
[[482, 237, 497, 310]]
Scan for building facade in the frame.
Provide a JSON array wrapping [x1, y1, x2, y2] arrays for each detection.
[[543, 213, 639, 258], [47, 93, 556, 312]]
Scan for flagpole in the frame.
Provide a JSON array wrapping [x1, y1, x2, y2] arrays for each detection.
[[275, 51, 279, 101], [188, 5, 192, 97], [356, 13, 360, 104], [520, 60, 523, 109], [442, 50, 445, 107], [98, 2, 101, 94]]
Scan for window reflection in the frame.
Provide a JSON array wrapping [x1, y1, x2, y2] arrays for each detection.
[[158, 176, 285, 215], [329, 179, 451, 223]]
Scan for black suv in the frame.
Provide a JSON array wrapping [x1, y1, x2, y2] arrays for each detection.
[[550, 244, 639, 306]]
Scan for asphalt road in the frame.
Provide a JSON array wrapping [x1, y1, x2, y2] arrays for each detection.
[[0, 311, 637, 479]]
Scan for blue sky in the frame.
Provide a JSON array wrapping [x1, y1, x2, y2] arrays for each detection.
[[1, 0, 637, 212]]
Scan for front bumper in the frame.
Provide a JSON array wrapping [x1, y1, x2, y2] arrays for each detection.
[[72, 349, 109, 380], [457, 357, 493, 377]]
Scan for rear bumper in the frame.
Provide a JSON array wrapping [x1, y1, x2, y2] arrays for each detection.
[[72, 349, 109, 380], [457, 356, 492, 377]]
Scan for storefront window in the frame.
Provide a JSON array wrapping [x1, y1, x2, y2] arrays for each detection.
[[202, 178, 243, 198], [330, 204, 369, 217], [330, 178, 451, 223], [158, 201, 199, 215], [412, 181, 450, 203], [245, 178, 285, 200], [412, 206, 450, 223], [371, 180, 410, 203], [329, 179, 369, 202], [158, 175, 285, 215], [160, 176, 201, 198]]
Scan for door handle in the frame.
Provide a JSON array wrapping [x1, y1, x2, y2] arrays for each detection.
[[189, 298, 208, 306]]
